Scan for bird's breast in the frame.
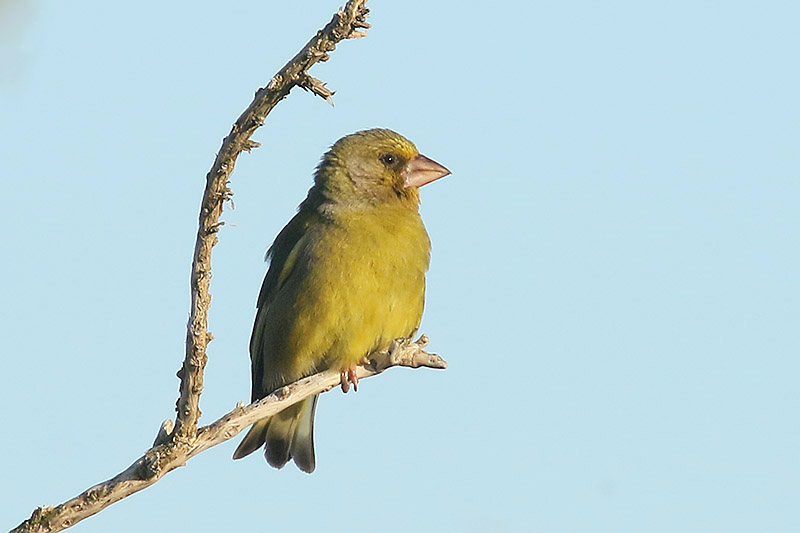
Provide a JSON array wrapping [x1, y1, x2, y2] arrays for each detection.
[[259, 205, 432, 387], [306, 208, 430, 368]]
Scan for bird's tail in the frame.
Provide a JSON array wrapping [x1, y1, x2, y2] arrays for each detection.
[[232, 395, 318, 473]]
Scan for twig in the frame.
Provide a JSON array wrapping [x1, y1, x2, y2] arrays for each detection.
[[12, 338, 446, 533], [12, 1, 376, 531], [174, 0, 370, 443]]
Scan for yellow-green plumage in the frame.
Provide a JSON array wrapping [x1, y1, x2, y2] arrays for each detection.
[[233, 129, 449, 472]]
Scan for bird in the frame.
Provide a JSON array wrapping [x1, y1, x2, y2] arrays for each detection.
[[232, 128, 450, 473]]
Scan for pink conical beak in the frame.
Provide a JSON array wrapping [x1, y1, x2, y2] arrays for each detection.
[[403, 154, 451, 188]]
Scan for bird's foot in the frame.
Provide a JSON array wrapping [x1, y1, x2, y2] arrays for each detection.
[[340, 366, 359, 393]]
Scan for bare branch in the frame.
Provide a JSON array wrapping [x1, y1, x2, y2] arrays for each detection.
[[174, 0, 370, 443], [12, 339, 446, 533], [298, 73, 335, 105], [11, 1, 379, 531], [12, 2, 449, 531]]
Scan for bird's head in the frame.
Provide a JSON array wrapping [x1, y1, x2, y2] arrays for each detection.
[[311, 129, 450, 209]]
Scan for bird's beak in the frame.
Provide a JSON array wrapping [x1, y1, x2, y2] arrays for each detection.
[[403, 154, 451, 188]]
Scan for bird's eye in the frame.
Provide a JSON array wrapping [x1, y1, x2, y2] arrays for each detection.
[[379, 153, 397, 167]]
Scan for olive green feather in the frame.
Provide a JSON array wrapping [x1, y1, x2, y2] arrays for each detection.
[[233, 129, 449, 472]]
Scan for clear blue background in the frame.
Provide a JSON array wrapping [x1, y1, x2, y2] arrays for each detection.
[[2, 0, 798, 531]]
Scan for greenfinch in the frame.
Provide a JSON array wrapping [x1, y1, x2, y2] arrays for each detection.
[[232, 128, 450, 473]]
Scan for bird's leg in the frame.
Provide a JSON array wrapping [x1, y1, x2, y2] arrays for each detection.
[[339, 367, 359, 393]]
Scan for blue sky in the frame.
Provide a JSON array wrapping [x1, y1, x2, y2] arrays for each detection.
[[2, 0, 798, 531]]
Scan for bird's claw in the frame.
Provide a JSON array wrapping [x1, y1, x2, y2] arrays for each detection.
[[340, 366, 359, 393]]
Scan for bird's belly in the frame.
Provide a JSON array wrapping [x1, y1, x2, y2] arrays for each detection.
[[321, 256, 425, 370], [263, 212, 430, 385]]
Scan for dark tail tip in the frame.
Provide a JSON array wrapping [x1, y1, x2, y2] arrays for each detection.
[[233, 418, 269, 460], [265, 438, 291, 469]]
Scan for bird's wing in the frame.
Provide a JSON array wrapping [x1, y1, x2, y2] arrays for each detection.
[[249, 207, 318, 401]]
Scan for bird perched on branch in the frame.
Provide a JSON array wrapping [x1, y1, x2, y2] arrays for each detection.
[[232, 128, 450, 473]]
